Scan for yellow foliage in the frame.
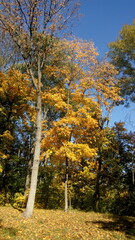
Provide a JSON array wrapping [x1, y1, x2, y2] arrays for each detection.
[[41, 38, 122, 171], [13, 193, 25, 208], [0, 151, 9, 159], [42, 87, 67, 111], [0, 69, 35, 120], [120, 191, 129, 198], [0, 164, 3, 172], [0, 130, 14, 141]]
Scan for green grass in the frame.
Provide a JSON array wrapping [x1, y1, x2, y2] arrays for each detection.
[[0, 206, 134, 239]]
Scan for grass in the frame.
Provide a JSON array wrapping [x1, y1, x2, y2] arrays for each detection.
[[0, 206, 134, 239]]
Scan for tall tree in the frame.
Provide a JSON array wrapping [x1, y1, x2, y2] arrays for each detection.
[[108, 20, 135, 103], [41, 38, 121, 211], [0, 0, 80, 217]]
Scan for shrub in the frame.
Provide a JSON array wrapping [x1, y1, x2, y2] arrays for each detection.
[[0, 192, 6, 206], [13, 192, 25, 208]]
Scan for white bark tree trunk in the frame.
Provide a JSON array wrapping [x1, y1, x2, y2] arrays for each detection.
[[24, 91, 42, 217]]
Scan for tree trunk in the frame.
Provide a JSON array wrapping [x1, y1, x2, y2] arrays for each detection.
[[23, 159, 32, 207], [64, 158, 68, 212], [23, 91, 42, 217], [69, 194, 72, 210], [93, 158, 102, 212]]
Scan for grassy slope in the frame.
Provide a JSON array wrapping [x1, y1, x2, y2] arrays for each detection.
[[0, 207, 134, 240]]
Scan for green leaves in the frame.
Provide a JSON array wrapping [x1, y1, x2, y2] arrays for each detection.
[[108, 20, 135, 103]]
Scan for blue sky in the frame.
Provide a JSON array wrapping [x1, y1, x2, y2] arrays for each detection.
[[73, 0, 135, 131]]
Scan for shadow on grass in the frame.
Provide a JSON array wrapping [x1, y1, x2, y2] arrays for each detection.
[[86, 215, 135, 238], [0, 218, 18, 237]]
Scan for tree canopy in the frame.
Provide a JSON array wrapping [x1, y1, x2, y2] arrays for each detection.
[[108, 20, 135, 103]]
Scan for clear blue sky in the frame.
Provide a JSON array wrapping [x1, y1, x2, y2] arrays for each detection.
[[73, 0, 135, 131]]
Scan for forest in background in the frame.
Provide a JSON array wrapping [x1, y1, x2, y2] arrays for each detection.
[[0, 0, 135, 217]]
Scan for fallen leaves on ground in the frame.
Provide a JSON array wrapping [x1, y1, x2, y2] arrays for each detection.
[[0, 207, 134, 240]]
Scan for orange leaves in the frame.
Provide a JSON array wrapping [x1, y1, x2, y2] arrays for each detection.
[[61, 39, 121, 110], [66, 38, 98, 66], [90, 61, 122, 110], [0, 69, 35, 117], [0, 69, 36, 161], [40, 37, 122, 171], [55, 142, 97, 162], [0, 37, 122, 172], [42, 37, 121, 115], [41, 38, 120, 165], [41, 97, 98, 163], [42, 87, 67, 111], [0, 130, 14, 160], [80, 164, 97, 180], [0, 69, 33, 101]]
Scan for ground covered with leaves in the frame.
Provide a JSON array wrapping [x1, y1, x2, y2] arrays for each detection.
[[0, 207, 134, 240]]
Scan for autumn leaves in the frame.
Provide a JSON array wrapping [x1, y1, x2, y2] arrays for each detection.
[[41, 39, 120, 164], [0, 37, 121, 214], [0, 0, 122, 217], [0, 35, 122, 216]]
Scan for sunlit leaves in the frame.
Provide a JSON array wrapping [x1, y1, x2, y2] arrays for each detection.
[[41, 38, 121, 169], [0, 69, 34, 160]]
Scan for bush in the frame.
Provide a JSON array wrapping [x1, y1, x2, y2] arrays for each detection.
[[0, 192, 6, 206], [13, 192, 25, 208], [100, 191, 135, 216]]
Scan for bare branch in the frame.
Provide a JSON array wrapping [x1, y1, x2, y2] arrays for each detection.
[[16, 0, 29, 30]]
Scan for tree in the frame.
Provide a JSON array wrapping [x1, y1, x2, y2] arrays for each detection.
[[0, 0, 80, 217], [41, 38, 121, 212], [108, 20, 135, 103], [0, 69, 34, 202], [101, 122, 135, 216]]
